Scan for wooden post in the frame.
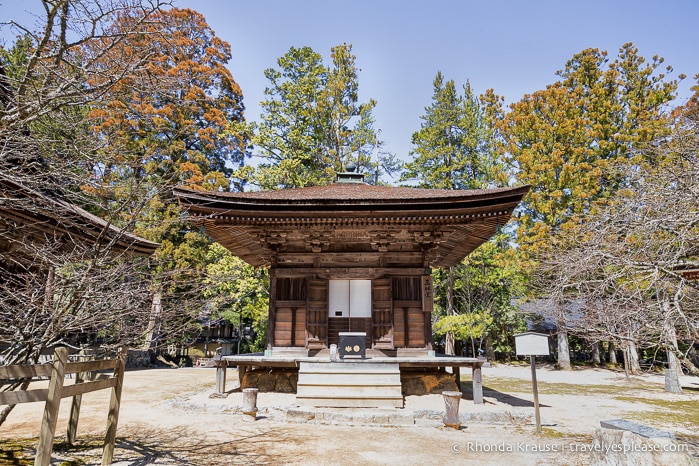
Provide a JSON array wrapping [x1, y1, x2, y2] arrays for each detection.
[[214, 348, 227, 395], [36, 347, 68, 466], [531, 355, 541, 434], [238, 365, 247, 388], [514, 332, 549, 434], [471, 364, 483, 404], [66, 368, 83, 446], [268, 271, 277, 348], [102, 348, 125, 465], [67, 349, 91, 445], [442, 390, 462, 429]]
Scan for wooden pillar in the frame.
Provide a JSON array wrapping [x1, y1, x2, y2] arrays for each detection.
[[472, 364, 483, 404], [102, 348, 125, 466], [238, 365, 248, 388], [268, 271, 277, 348], [36, 347, 68, 466], [214, 348, 227, 395], [403, 307, 409, 347], [453, 366, 461, 392], [67, 349, 92, 445], [422, 275, 433, 349]]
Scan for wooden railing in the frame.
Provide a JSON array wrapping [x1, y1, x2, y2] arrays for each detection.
[[0, 347, 125, 466]]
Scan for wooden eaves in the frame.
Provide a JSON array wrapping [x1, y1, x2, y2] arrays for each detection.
[[174, 183, 530, 269], [0, 177, 159, 257]]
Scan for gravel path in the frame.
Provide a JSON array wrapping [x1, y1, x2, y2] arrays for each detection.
[[1, 363, 697, 465]]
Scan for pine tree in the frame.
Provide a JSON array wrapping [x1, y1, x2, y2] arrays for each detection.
[[402, 72, 506, 189], [502, 43, 680, 369], [403, 72, 516, 355], [242, 44, 397, 189]]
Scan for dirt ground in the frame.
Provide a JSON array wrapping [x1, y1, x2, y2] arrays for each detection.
[[1, 363, 698, 465]]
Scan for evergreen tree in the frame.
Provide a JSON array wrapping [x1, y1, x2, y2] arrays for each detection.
[[241, 44, 397, 189], [502, 43, 680, 369], [402, 72, 507, 189], [403, 72, 518, 355]]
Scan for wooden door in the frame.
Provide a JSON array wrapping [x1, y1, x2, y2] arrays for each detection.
[[306, 279, 328, 349], [371, 278, 393, 349], [273, 277, 307, 347], [391, 277, 425, 348]]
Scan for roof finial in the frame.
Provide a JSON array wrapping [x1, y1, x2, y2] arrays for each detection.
[[336, 163, 365, 184]]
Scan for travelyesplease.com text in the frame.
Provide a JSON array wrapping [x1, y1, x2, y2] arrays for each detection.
[[450, 441, 689, 454]]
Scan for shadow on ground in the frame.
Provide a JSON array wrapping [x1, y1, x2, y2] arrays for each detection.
[[459, 385, 550, 408], [0, 428, 304, 465]]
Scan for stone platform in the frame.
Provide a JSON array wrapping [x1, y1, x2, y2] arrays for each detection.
[[224, 352, 484, 402]]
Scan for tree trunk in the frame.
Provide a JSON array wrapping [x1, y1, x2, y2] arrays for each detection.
[[625, 341, 641, 375], [143, 290, 163, 351], [591, 341, 601, 365], [608, 342, 617, 364], [444, 267, 455, 356], [664, 323, 683, 393], [484, 335, 495, 360], [682, 347, 699, 376], [665, 348, 683, 393], [557, 327, 572, 370], [690, 346, 699, 369]]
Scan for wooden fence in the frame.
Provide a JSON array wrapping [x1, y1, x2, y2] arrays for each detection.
[[0, 347, 125, 466]]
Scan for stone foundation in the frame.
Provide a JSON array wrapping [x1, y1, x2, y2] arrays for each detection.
[[240, 367, 458, 395], [241, 368, 298, 393], [400, 369, 459, 395]]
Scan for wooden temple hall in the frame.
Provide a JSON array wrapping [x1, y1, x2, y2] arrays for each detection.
[[175, 172, 528, 407]]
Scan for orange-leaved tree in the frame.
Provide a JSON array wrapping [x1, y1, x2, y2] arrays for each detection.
[[500, 43, 681, 369], [84, 7, 250, 349]]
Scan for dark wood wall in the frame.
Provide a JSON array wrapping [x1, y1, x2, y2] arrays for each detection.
[[269, 271, 432, 350]]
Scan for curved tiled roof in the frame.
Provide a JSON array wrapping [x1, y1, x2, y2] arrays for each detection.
[[175, 183, 524, 204], [174, 183, 529, 268], [0, 177, 159, 257]]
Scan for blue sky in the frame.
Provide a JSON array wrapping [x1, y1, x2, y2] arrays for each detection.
[[3, 0, 698, 171]]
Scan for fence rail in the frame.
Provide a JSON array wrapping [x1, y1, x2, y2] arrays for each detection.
[[0, 347, 125, 466]]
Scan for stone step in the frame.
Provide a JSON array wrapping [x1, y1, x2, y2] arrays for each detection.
[[271, 347, 308, 357], [296, 390, 403, 403], [299, 373, 400, 385], [298, 362, 400, 375], [297, 361, 403, 408], [296, 397, 404, 408]]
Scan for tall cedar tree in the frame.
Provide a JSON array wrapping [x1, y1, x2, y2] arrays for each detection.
[[87, 7, 247, 197], [85, 7, 250, 348], [240, 44, 397, 189], [402, 71, 507, 189], [403, 72, 522, 356], [501, 43, 680, 369], [503, 43, 679, 254]]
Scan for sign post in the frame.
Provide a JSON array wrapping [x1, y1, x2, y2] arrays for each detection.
[[514, 332, 550, 434]]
